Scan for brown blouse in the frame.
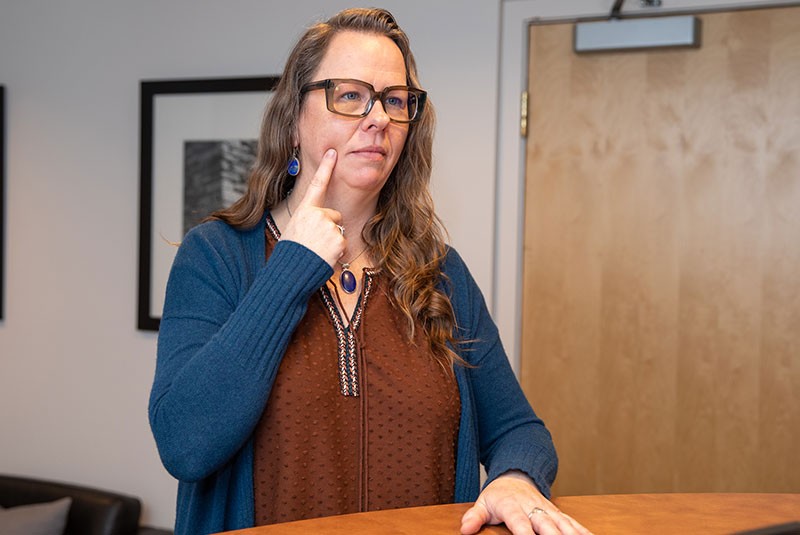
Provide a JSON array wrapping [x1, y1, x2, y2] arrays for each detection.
[[253, 221, 461, 525]]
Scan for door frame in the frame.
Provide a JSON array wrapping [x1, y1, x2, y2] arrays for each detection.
[[494, 0, 796, 374]]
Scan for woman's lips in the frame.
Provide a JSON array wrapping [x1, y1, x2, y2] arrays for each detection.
[[350, 146, 387, 160]]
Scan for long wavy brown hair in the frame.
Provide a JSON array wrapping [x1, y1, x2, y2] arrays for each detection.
[[210, 8, 463, 369]]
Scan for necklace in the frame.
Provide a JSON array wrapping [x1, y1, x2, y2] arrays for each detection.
[[285, 193, 294, 217], [284, 193, 367, 294], [338, 248, 367, 294]]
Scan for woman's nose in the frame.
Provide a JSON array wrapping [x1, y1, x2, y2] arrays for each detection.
[[362, 98, 391, 130]]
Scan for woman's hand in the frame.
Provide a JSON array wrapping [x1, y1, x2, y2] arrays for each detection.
[[460, 471, 593, 535], [280, 148, 346, 267]]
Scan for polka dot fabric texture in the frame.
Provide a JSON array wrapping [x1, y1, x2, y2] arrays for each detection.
[[253, 228, 460, 525]]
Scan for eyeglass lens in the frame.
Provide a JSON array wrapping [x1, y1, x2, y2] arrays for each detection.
[[330, 80, 420, 122]]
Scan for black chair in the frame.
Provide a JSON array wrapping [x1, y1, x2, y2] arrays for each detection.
[[0, 474, 171, 535]]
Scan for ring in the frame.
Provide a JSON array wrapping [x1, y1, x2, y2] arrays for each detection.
[[527, 507, 548, 519], [336, 225, 345, 236]]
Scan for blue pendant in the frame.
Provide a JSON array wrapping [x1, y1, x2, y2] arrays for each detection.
[[340, 269, 357, 294], [287, 156, 300, 177]]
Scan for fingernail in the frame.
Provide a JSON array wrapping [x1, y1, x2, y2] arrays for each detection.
[[325, 148, 336, 158]]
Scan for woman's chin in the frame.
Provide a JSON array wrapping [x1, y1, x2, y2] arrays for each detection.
[[333, 169, 392, 193]]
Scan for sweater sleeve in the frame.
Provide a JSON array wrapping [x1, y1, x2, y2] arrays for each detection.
[[148, 221, 332, 482], [444, 248, 558, 498]]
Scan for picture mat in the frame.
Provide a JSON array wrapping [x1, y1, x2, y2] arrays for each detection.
[[150, 91, 270, 317]]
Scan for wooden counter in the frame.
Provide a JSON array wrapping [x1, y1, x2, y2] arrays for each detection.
[[216, 493, 800, 534]]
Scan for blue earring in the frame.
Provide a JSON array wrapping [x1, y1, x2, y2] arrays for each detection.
[[287, 147, 300, 177]]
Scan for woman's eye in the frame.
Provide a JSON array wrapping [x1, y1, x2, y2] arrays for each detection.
[[385, 96, 406, 109]]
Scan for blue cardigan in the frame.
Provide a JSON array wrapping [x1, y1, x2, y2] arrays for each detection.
[[149, 216, 557, 535]]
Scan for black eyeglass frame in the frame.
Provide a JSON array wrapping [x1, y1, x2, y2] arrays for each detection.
[[300, 78, 427, 124]]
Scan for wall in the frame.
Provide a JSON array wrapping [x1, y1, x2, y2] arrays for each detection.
[[0, 1, 499, 527]]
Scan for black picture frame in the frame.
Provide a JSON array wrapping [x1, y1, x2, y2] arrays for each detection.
[[138, 76, 280, 331], [0, 86, 5, 320]]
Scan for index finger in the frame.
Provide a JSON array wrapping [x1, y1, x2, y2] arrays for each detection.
[[298, 148, 337, 208]]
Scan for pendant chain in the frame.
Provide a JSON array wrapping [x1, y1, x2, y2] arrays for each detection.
[[339, 247, 367, 269]]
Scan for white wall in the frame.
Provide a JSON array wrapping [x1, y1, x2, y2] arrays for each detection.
[[0, 0, 790, 529], [0, 1, 499, 528]]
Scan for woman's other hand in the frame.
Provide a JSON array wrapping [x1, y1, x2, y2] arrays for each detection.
[[460, 470, 593, 535], [280, 148, 346, 267]]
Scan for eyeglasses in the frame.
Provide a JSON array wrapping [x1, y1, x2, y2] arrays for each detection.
[[300, 78, 427, 124]]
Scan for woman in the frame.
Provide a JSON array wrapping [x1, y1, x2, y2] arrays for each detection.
[[149, 8, 590, 535]]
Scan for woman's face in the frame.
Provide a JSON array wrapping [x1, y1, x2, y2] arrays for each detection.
[[295, 31, 410, 196]]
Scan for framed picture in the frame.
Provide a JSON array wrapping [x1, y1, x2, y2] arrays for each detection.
[[138, 76, 279, 331], [0, 85, 4, 320]]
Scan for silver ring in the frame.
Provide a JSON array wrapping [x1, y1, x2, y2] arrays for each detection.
[[336, 224, 345, 236], [527, 507, 548, 519]]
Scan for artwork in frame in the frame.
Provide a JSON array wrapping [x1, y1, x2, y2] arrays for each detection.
[[0, 85, 4, 320], [138, 76, 280, 331]]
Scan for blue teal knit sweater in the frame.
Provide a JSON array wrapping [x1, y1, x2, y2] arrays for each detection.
[[149, 215, 557, 535]]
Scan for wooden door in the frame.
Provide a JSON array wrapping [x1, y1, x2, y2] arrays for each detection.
[[521, 6, 800, 496]]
